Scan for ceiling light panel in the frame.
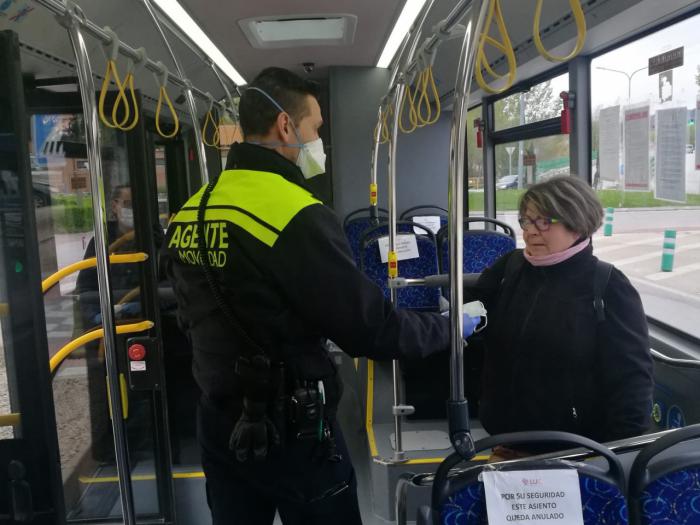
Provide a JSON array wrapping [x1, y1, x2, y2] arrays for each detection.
[[376, 0, 428, 68], [151, 0, 246, 85], [239, 14, 357, 48]]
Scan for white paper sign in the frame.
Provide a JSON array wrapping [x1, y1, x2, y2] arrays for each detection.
[[655, 107, 687, 202], [599, 106, 620, 183], [377, 235, 419, 263], [624, 105, 650, 190], [412, 215, 442, 234], [130, 361, 147, 372], [483, 469, 584, 525]]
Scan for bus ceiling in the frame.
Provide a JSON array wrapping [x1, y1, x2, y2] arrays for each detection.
[[2, 0, 699, 106]]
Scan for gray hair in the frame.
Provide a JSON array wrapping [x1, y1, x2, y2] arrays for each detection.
[[519, 176, 603, 237]]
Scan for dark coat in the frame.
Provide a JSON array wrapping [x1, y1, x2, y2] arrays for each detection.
[[164, 142, 450, 403], [470, 245, 654, 443]]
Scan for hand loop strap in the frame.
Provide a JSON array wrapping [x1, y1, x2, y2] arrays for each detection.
[[202, 93, 220, 148], [153, 62, 180, 139], [112, 48, 145, 131]]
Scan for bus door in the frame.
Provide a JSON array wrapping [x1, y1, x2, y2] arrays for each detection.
[[0, 29, 66, 525], [5, 29, 176, 522]]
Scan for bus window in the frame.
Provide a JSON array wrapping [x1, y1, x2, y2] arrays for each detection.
[[591, 12, 700, 338], [494, 73, 569, 131], [466, 105, 484, 214]]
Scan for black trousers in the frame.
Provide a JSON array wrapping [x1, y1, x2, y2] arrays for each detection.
[[198, 397, 363, 525]]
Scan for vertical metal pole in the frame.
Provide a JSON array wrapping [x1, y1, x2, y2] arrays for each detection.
[[387, 84, 404, 461], [385, 0, 438, 463], [446, 0, 488, 458], [370, 106, 383, 221], [62, 8, 136, 524], [141, 0, 211, 186], [210, 62, 238, 118]]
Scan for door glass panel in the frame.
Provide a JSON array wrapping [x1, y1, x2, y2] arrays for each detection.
[[0, 223, 20, 441], [155, 145, 170, 229], [495, 135, 571, 244], [30, 112, 161, 520]]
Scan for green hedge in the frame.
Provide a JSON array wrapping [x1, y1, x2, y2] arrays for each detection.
[[52, 196, 94, 233]]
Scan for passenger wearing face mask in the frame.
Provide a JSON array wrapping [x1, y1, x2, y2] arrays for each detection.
[[163, 67, 473, 524]]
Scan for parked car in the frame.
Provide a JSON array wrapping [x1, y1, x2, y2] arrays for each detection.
[[495, 174, 518, 190]]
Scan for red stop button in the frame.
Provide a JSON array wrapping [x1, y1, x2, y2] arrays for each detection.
[[128, 343, 146, 361]]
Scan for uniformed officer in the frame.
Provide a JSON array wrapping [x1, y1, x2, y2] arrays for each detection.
[[164, 67, 477, 524]]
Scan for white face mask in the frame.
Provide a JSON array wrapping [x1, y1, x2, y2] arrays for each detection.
[[463, 300, 488, 332], [296, 137, 326, 179], [118, 207, 134, 229]]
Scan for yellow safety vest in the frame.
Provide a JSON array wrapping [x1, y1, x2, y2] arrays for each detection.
[[168, 169, 321, 252]]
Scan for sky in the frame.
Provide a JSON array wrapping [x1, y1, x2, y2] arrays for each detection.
[[591, 12, 700, 115]]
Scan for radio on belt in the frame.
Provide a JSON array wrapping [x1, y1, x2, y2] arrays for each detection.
[[125, 336, 161, 391]]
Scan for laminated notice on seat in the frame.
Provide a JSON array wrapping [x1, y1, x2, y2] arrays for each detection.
[[377, 235, 419, 263], [482, 469, 583, 525], [412, 215, 441, 234]]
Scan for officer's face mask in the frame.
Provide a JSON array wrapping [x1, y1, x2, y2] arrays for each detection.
[[245, 86, 326, 179], [463, 300, 488, 332]]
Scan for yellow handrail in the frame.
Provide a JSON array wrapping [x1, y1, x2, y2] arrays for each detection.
[[0, 413, 20, 428], [41, 252, 148, 294], [109, 230, 135, 252], [49, 320, 154, 373]]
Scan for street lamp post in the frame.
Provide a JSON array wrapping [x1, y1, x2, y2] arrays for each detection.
[[595, 65, 648, 102]]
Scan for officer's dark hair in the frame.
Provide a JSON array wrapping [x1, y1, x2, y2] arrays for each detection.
[[240, 67, 320, 138]]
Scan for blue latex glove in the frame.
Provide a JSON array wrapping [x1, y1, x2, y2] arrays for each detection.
[[441, 311, 482, 338], [462, 314, 482, 338]]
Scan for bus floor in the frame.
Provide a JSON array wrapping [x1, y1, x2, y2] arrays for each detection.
[[68, 355, 384, 524]]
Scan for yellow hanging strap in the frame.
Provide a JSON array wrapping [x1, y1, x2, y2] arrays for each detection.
[[369, 183, 378, 206], [201, 95, 220, 147], [98, 28, 128, 130], [398, 76, 419, 134], [533, 0, 587, 62], [374, 104, 393, 144], [475, 0, 517, 95], [112, 48, 145, 132], [416, 66, 441, 126], [153, 62, 180, 139]]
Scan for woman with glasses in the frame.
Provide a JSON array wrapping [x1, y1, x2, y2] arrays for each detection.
[[469, 176, 653, 461]]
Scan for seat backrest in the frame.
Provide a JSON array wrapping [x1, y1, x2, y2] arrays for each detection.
[[343, 208, 388, 264], [438, 217, 516, 274], [359, 221, 440, 310], [427, 431, 627, 525], [400, 205, 448, 235], [628, 424, 700, 525]]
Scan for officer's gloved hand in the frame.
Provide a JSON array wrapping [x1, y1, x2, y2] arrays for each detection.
[[441, 300, 487, 339], [229, 398, 280, 462]]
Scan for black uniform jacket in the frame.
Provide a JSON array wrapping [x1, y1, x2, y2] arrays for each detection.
[[164, 143, 450, 402], [469, 245, 654, 443]]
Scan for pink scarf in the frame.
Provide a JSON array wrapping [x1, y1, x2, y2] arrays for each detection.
[[523, 237, 590, 267]]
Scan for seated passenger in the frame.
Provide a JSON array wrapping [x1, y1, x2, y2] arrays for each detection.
[[468, 176, 653, 459]]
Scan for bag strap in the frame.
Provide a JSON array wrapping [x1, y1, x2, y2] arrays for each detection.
[[593, 260, 613, 322]]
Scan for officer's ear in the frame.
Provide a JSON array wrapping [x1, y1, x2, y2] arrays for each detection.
[[275, 111, 294, 143]]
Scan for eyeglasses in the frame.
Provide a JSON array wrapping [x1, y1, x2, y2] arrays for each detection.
[[518, 216, 559, 232]]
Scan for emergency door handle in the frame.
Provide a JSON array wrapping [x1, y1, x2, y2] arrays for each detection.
[[8, 460, 33, 522]]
